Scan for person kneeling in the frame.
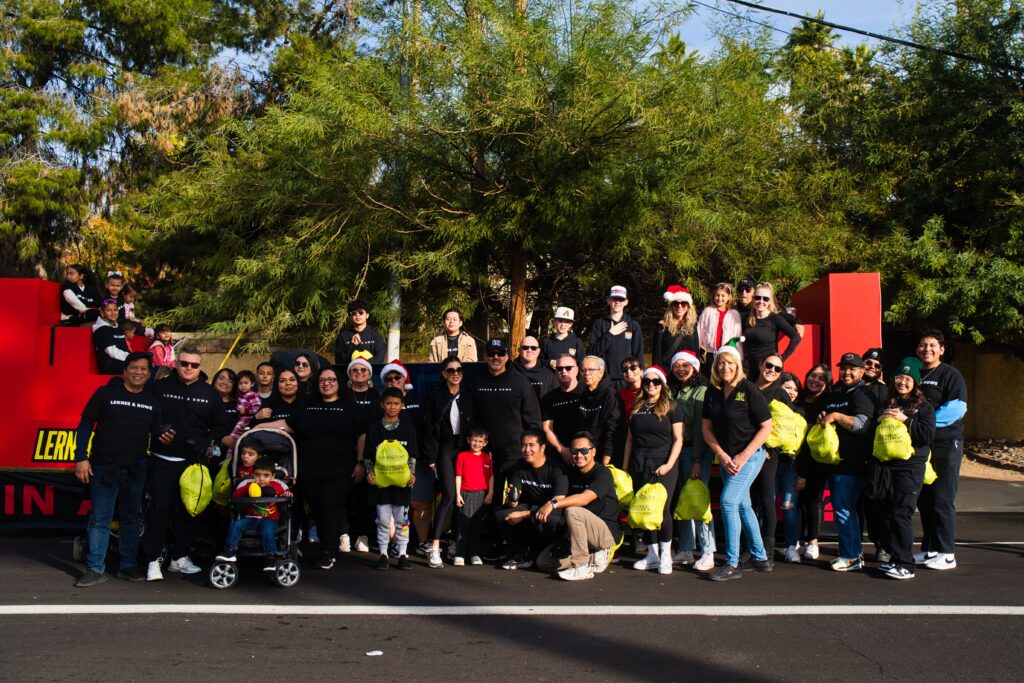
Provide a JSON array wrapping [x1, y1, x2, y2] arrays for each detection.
[[535, 432, 623, 581], [216, 458, 292, 571]]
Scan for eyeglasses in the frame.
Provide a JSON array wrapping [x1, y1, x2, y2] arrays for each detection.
[[580, 367, 600, 374], [178, 361, 201, 369], [621, 364, 641, 372], [763, 362, 783, 373], [350, 367, 369, 374], [319, 377, 338, 384], [520, 345, 539, 351], [642, 377, 663, 386], [569, 447, 592, 455], [444, 367, 463, 375], [295, 361, 310, 368], [555, 366, 576, 373], [753, 295, 772, 302]]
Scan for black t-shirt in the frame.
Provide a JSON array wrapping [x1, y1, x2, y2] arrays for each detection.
[[628, 401, 683, 463], [541, 333, 585, 366], [759, 380, 794, 407], [742, 313, 800, 368], [822, 383, 875, 475], [506, 457, 568, 509], [92, 323, 128, 375], [447, 335, 460, 358], [286, 398, 367, 477], [347, 386, 382, 422], [364, 418, 418, 468], [541, 386, 583, 448], [251, 394, 304, 427], [75, 381, 163, 466], [701, 378, 772, 457], [567, 463, 622, 544], [918, 363, 968, 441]]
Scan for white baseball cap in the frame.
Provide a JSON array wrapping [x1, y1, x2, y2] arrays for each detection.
[[608, 285, 628, 300], [553, 306, 575, 322]]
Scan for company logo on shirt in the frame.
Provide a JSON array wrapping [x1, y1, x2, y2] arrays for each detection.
[[734, 392, 746, 402], [476, 387, 513, 393]]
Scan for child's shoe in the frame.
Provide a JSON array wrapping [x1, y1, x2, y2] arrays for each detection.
[[215, 548, 237, 562], [453, 556, 465, 566], [375, 554, 390, 571], [470, 555, 483, 566], [397, 555, 412, 570], [262, 557, 276, 572]]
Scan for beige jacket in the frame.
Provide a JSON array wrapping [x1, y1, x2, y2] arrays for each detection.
[[428, 331, 478, 362]]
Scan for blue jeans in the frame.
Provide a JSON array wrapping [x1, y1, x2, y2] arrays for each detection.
[[829, 473, 864, 560], [776, 457, 799, 547], [225, 517, 279, 555], [675, 446, 717, 554], [720, 448, 767, 566], [86, 461, 147, 573]]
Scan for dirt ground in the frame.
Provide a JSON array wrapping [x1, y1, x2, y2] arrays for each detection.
[[962, 456, 1024, 481]]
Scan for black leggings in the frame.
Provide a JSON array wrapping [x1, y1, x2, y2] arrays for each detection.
[[753, 451, 779, 546], [432, 441, 460, 540], [300, 470, 354, 559], [798, 467, 828, 542]]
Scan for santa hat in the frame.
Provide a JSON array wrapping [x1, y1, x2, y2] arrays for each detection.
[[347, 356, 372, 376], [663, 285, 693, 305], [643, 365, 668, 385], [381, 359, 413, 391], [670, 350, 700, 373], [714, 336, 745, 364]]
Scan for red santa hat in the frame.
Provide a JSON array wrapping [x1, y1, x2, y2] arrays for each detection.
[[663, 285, 693, 305], [642, 365, 668, 385], [380, 359, 413, 391], [670, 350, 700, 373]]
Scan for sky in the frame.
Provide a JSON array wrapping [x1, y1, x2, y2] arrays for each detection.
[[676, 0, 917, 54]]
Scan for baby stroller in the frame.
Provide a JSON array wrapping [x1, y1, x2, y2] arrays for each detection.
[[208, 430, 301, 589]]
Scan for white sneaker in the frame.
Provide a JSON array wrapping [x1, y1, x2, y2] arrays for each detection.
[[470, 555, 483, 566], [924, 553, 957, 571], [658, 554, 673, 575], [785, 545, 801, 563], [355, 536, 370, 552], [672, 550, 694, 565], [338, 534, 351, 553], [558, 565, 595, 581], [428, 547, 443, 568], [914, 550, 938, 565], [167, 556, 201, 575], [146, 560, 163, 581], [633, 545, 660, 571], [694, 552, 715, 572], [802, 543, 820, 560], [592, 548, 611, 574], [453, 556, 465, 566]]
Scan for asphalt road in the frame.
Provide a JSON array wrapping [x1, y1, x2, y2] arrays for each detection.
[[1, 481, 1021, 682]]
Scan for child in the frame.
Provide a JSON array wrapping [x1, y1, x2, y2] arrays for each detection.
[[103, 272, 126, 316], [149, 324, 176, 368], [541, 307, 585, 369], [235, 441, 264, 483], [216, 457, 292, 571], [120, 284, 153, 337], [364, 388, 418, 571], [59, 264, 100, 326], [91, 300, 130, 374], [454, 427, 493, 566], [231, 370, 263, 439]]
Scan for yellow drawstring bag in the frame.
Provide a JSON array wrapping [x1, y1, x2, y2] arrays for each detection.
[[211, 457, 232, 506], [923, 451, 938, 485], [626, 483, 667, 530], [872, 417, 914, 462], [606, 464, 634, 508], [373, 440, 411, 488], [179, 463, 212, 517], [673, 479, 713, 523], [766, 400, 808, 457], [807, 423, 841, 465]]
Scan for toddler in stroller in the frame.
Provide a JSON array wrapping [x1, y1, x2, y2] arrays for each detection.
[[216, 457, 291, 570]]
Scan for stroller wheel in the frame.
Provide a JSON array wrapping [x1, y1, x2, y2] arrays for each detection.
[[209, 561, 238, 589], [274, 560, 301, 588], [72, 536, 85, 562]]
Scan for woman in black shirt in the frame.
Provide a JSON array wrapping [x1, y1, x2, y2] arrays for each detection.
[[652, 286, 698, 369], [702, 346, 773, 581], [792, 363, 832, 561], [251, 368, 304, 427], [623, 366, 683, 575], [211, 368, 238, 453], [741, 283, 801, 378]]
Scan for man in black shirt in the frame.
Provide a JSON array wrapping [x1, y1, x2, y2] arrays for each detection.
[[578, 356, 621, 465], [861, 348, 888, 411], [735, 279, 755, 321], [73, 352, 163, 586], [535, 432, 622, 581], [496, 430, 568, 569], [587, 285, 643, 384], [334, 300, 387, 365], [510, 334, 559, 402], [542, 354, 584, 461]]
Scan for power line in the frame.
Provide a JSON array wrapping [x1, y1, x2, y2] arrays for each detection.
[[723, 0, 1024, 74]]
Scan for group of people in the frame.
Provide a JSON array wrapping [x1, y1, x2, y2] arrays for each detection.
[[70, 280, 967, 586]]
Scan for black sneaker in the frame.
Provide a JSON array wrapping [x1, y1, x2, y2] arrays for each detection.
[[709, 564, 742, 582], [74, 570, 108, 587], [316, 554, 336, 570], [116, 566, 146, 582], [750, 558, 773, 572], [375, 554, 390, 571], [397, 555, 412, 570]]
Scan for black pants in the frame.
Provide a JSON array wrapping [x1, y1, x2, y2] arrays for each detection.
[[917, 438, 963, 554], [860, 494, 889, 552], [431, 439, 460, 540], [143, 457, 197, 563], [301, 470, 354, 560], [346, 479, 374, 540], [495, 505, 565, 557], [753, 451, 780, 546], [886, 464, 926, 570], [456, 490, 487, 557], [798, 464, 828, 543]]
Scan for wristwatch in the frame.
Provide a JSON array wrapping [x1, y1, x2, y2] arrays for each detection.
[[550, 499, 559, 509]]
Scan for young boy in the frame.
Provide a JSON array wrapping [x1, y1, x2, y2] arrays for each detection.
[[334, 299, 387, 365], [542, 307, 585, 370], [454, 428, 494, 566], [365, 388, 418, 570], [216, 457, 292, 571], [587, 285, 643, 383]]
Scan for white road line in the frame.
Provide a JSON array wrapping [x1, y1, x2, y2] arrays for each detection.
[[0, 604, 1022, 617]]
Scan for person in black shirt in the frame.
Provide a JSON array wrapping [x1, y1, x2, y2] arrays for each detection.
[[652, 285, 699, 370], [60, 264, 100, 326], [92, 300, 130, 374], [496, 430, 569, 569], [334, 300, 387, 365], [914, 329, 968, 571], [818, 352, 875, 572], [792, 364, 832, 562], [251, 368, 305, 427], [735, 278, 755, 321], [740, 283, 801, 378], [510, 335, 559, 402], [541, 307, 585, 370], [73, 353, 163, 586], [861, 348, 887, 410], [535, 432, 622, 581], [702, 345, 773, 581], [750, 354, 792, 567], [623, 366, 684, 575], [587, 285, 644, 384], [541, 354, 584, 462], [578, 355, 621, 465]]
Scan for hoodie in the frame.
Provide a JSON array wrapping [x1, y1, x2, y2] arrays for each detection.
[[149, 371, 231, 460], [91, 317, 129, 375], [510, 358, 559, 402]]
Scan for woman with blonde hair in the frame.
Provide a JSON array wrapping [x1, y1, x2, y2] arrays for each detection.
[[652, 285, 698, 370], [741, 282, 801, 378]]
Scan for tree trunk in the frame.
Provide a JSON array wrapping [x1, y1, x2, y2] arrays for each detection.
[[509, 248, 528, 357]]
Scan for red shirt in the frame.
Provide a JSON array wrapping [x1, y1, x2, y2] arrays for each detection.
[[455, 451, 493, 492], [619, 385, 641, 415]]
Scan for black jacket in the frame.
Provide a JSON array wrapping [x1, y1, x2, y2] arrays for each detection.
[[588, 313, 644, 381], [510, 358, 559, 402], [334, 325, 387, 365], [421, 385, 474, 465]]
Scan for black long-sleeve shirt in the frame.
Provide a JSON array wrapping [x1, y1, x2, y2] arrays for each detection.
[[75, 378, 164, 466], [588, 313, 644, 381], [150, 373, 232, 461], [741, 313, 801, 373], [578, 380, 621, 461], [334, 325, 387, 365], [471, 370, 541, 466], [651, 323, 698, 371]]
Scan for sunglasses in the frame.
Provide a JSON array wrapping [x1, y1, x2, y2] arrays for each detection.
[[753, 295, 772, 302], [763, 362, 783, 373], [621, 364, 641, 372], [555, 366, 577, 373], [520, 345, 539, 351], [178, 361, 201, 369], [863, 360, 881, 368], [444, 367, 464, 375], [670, 301, 689, 306], [642, 377, 663, 386], [295, 361, 310, 368], [385, 375, 405, 382], [569, 447, 593, 455], [486, 351, 508, 357]]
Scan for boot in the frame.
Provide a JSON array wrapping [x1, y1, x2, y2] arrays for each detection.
[[633, 540, 660, 570]]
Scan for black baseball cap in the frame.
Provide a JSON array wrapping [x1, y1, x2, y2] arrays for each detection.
[[486, 338, 509, 355], [838, 352, 864, 368], [738, 279, 755, 291], [862, 348, 884, 363]]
